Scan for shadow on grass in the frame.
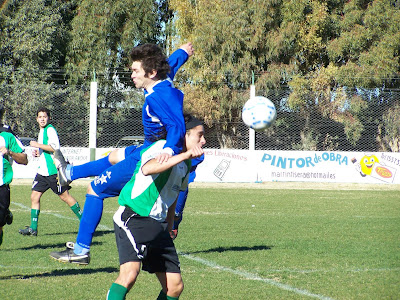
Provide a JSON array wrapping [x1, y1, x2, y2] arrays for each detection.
[[9, 241, 102, 251], [0, 267, 119, 281], [186, 245, 273, 254], [42, 230, 114, 237]]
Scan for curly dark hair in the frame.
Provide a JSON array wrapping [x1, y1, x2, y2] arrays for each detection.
[[36, 107, 51, 118], [129, 44, 170, 80]]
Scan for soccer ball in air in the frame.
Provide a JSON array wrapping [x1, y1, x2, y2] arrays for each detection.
[[242, 96, 277, 131]]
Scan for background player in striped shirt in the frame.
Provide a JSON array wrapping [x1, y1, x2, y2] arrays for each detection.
[[19, 107, 82, 236]]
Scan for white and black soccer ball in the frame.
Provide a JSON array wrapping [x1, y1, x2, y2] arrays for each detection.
[[242, 96, 277, 131]]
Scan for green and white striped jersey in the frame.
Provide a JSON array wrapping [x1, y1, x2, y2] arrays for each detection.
[[37, 124, 59, 176], [118, 140, 191, 222], [0, 132, 24, 186]]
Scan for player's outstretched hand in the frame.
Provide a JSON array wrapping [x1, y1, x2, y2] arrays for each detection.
[[180, 42, 194, 56], [0, 146, 8, 156], [156, 152, 172, 164], [188, 145, 204, 159]]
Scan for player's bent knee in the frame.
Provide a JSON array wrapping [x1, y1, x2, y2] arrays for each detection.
[[166, 274, 184, 297], [168, 281, 184, 297], [109, 148, 124, 165], [117, 262, 140, 290], [86, 184, 98, 196]]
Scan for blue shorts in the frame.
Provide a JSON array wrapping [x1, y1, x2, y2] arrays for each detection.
[[125, 144, 139, 157], [91, 142, 150, 199]]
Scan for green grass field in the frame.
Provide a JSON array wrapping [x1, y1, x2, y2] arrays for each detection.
[[1, 182, 399, 300]]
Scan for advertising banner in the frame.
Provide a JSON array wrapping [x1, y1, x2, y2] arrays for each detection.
[[11, 147, 400, 185], [195, 149, 400, 185]]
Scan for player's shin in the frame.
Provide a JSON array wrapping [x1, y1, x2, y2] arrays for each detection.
[[74, 194, 103, 255]]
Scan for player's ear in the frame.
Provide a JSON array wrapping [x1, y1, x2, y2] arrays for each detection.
[[148, 69, 158, 79]]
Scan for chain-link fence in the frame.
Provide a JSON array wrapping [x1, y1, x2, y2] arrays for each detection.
[[209, 88, 400, 152], [1, 81, 399, 152]]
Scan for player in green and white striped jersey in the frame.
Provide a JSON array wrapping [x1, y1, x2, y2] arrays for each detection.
[[0, 131, 28, 247], [107, 115, 205, 300], [19, 107, 82, 236]]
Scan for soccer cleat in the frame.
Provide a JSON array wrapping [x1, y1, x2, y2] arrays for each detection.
[[49, 242, 90, 265], [53, 149, 71, 186], [19, 226, 38, 236], [5, 209, 13, 225]]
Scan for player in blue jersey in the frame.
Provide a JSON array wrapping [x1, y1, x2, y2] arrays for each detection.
[[50, 43, 193, 265], [55, 42, 193, 184]]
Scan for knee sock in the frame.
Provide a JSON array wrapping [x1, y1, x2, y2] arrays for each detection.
[[157, 290, 179, 300], [157, 290, 167, 300], [74, 194, 103, 255], [30, 209, 40, 230], [70, 156, 112, 181], [107, 283, 128, 300], [70, 202, 83, 220]]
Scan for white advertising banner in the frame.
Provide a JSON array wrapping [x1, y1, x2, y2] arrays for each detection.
[[12, 147, 91, 179], [195, 149, 400, 185], [11, 147, 400, 185]]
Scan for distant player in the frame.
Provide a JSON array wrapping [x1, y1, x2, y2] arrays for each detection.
[[50, 43, 192, 264], [107, 115, 206, 300], [18, 107, 82, 236], [0, 103, 22, 143], [0, 131, 28, 246]]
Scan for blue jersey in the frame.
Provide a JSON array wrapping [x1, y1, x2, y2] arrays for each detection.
[[142, 80, 185, 155], [141, 48, 188, 155], [168, 49, 190, 80]]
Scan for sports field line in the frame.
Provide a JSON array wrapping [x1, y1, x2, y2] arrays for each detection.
[[12, 202, 390, 299], [179, 252, 335, 300], [12, 202, 110, 231]]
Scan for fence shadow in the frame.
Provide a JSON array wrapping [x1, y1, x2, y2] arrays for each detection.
[[0, 267, 118, 281], [185, 245, 273, 254], [9, 241, 102, 251], [42, 230, 113, 237]]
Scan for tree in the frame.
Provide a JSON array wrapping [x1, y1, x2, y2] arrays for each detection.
[[65, 0, 167, 84], [286, 0, 400, 149], [0, 0, 80, 140], [171, 0, 400, 150], [170, 0, 283, 148], [0, 0, 166, 145], [64, 0, 170, 145], [0, 0, 76, 82]]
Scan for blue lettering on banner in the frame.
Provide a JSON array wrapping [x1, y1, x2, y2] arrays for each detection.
[[261, 152, 348, 169]]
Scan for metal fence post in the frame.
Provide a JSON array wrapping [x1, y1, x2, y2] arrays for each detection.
[[249, 84, 255, 150], [89, 71, 98, 161]]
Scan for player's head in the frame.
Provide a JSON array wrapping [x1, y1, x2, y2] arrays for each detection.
[[184, 114, 206, 150], [129, 43, 170, 88], [36, 107, 51, 128], [0, 104, 4, 120]]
